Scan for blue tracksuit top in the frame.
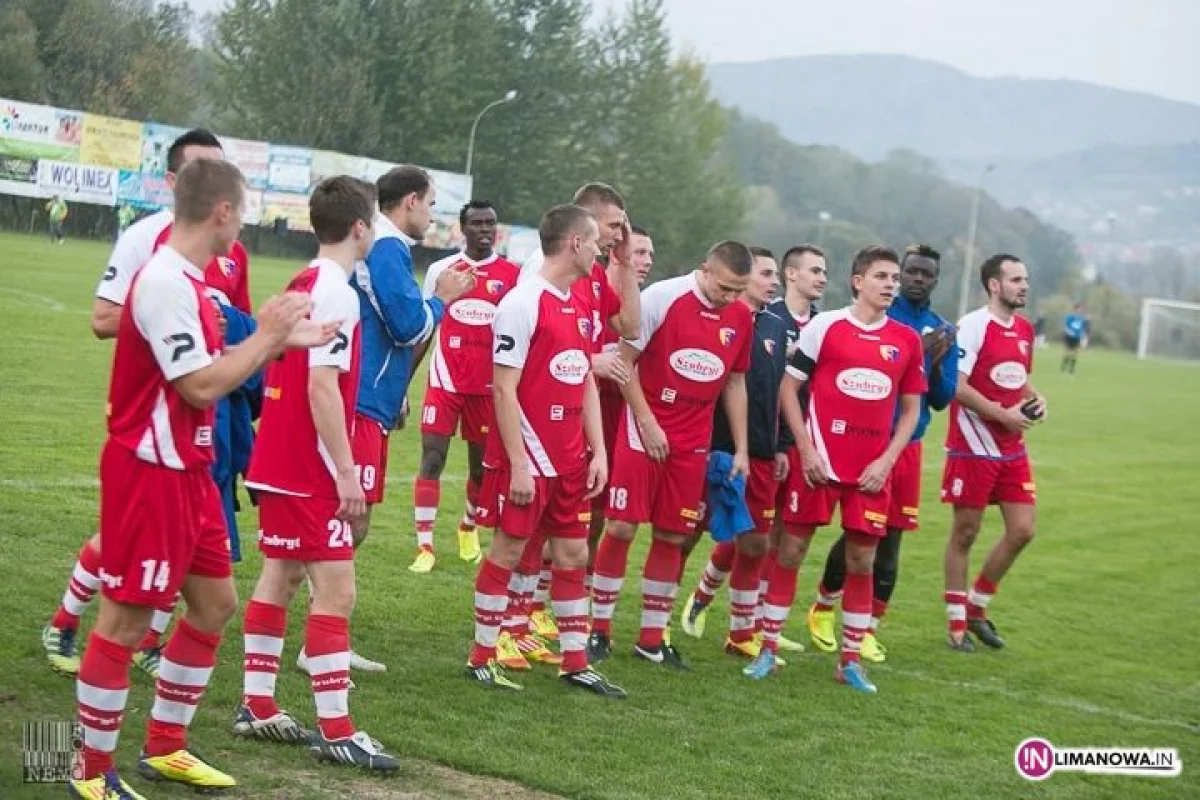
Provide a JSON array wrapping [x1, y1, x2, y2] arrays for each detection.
[[351, 213, 445, 429], [887, 294, 958, 442]]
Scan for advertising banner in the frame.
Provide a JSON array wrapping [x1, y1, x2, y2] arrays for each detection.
[[262, 191, 311, 231], [37, 159, 119, 206], [0, 98, 82, 161], [80, 114, 143, 170], [117, 170, 172, 210], [223, 136, 269, 189], [0, 153, 41, 199], [267, 145, 312, 193], [428, 168, 474, 217], [141, 122, 188, 177], [242, 188, 263, 225]]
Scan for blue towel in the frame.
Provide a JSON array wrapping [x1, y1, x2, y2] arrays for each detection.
[[705, 451, 755, 542]]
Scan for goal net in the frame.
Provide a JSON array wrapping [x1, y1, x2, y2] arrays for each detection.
[[1137, 299, 1200, 362]]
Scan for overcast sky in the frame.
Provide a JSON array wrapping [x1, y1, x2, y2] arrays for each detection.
[[188, 0, 1200, 105]]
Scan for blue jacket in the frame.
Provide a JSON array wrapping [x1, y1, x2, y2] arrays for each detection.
[[887, 295, 958, 442], [212, 303, 263, 562], [712, 304, 790, 460], [705, 451, 755, 542], [351, 214, 445, 429]]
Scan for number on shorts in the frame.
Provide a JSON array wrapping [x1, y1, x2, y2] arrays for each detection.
[[139, 559, 170, 593], [951, 478, 964, 498], [609, 487, 628, 511], [788, 491, 800, 513], [327, 519, 353, 549], [357, 464, 376, 491], [422, 405, 437, 425]]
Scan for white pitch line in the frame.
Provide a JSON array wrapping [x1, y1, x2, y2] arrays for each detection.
[[0, 287, 88, 314], [878, 664, 1198, 733]]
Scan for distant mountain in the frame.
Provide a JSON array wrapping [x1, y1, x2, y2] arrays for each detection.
[[706, 55, 1200, 162]]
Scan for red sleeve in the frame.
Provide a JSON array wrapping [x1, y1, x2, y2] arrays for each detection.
[[231, 241, 252, 313], [900, 329, 928, 395], [601, 266, 621, 323], [732, 309, 753, 373]]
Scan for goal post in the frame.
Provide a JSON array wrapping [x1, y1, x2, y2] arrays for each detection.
[[1137, 298, 1200, 362]]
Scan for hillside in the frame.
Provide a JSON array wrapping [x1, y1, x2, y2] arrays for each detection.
[[706, 54, 1200, 162]]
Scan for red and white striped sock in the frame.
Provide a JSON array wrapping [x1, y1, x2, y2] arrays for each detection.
[[869, 597, 888, 633], [841, 571, 873, 665], [590, 533, 633, 636], [306, 614, 354, 741], [138, 598, 177, 651], [967, 575, 998, 620], [692, 540, 735, 610], [551, 567, 588, 673], [760, 561, 798, 653], [531, 559, 553, 613], [413, 477, 440, 551], [76, 632, 132, 779], [814, 581, 842, 612], [499, 569, 528, 640], [144, 618, 220, 756], [52, 539, 102, 630], [727, 548, 764, 644], [945, 590, 968, 635], [242, 600, 286, 720], [754, 549, 778, 633], [469, 559, 512, 667], [638, 538, 682, 650]]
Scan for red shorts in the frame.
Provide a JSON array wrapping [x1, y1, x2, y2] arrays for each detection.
[[941, 454, 1037, 509], [257, 492, 354, 562], [475, 466, 501, 529], [98, 442, 231, 606], [590, 391, 626, 513], [493, 461, 591, 540], [790, 480, 891, 538], [606, 441, 708, 535], [744, 457, 780, 534], [775, 446, 809, 525], [352, 414, 389, 505], [887, 441, 923, 531], [420, 386, 493, 444]]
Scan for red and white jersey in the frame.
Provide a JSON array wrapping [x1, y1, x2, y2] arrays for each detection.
[[95, 208, 252, 314], [787, 307, 926, 484], [626, 272, 753, 454], [597, 321, 623, 399], [945, 307, 1035, 459], [106, 246, 223, 471], [422, 251, 520, 395], [522, 250, 620, 355], [246, 259, 361, 498], [489, 275, 592, 477]]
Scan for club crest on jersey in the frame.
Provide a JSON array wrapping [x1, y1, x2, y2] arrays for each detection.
[[218, 256, 236, 277], [592, 280, 601, 298], [577, 317, 592, 339], [718, 327, 737, 346], [763, 339, 775, 355], [879, 344, 900, 362], [486, 279, 504, 295], [1018, 340, 1030, 356]]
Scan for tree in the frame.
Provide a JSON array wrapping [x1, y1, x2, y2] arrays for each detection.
[[0, 8, 45, 102]]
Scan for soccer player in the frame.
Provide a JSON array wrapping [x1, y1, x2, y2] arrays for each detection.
[[237, 177, 401, 769], [943, 254, 1046, 652], [291, 166, 471, 675], [588, 241, 755, 670], [744, 245, 924, 693], [465, 205, 624, 697], [679, 247, 790, 660], [46, 194, 68, 244], [44, 129, 252, 679], [807, 244, 958, 662], [682, 245, 827, 649], [69, 159, 329, 798], [410, 200, 520, 572], [1061, 303, 1089, 374]]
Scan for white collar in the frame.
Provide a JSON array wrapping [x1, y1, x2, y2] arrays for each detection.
[[373, 212, 416, 246]]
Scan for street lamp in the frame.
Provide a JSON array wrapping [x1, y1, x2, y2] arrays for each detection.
[[465, 89, 518, 178], [957, 163, 995, 322]]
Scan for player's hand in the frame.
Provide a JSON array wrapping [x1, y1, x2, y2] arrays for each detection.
[[858, 456, 894, 494], [922, 325, 955, 366], [1025, 394, 1048, 422], [257, 292, 314, 345], [585, 453, 608, 501], [591, 351, 630, 385], [610, 216, 633, 266], [435, 263, 475, 305], [285, 318, 342, 349], [773, 451, 790, 482], [335, 467, 367, 524], [637, 416, 670, 462], [1002, 402, 1037, 432], [800, 446, 827, 488], [730, 451, 750, 482], [508, 468, 535, 506]]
